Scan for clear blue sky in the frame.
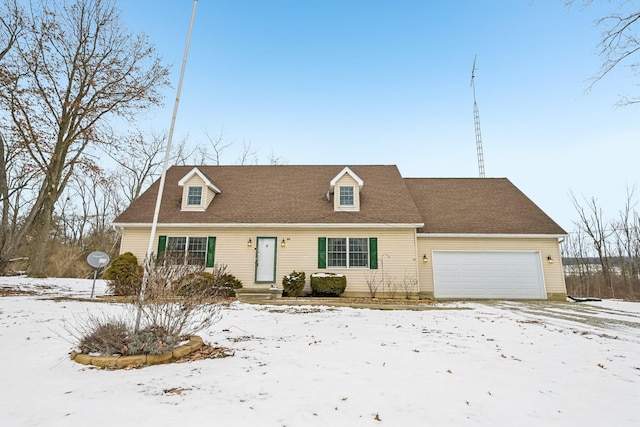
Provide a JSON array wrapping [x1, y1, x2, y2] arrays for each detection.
[[118, 0, 640, 231]]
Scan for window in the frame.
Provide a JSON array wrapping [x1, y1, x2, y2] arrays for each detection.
[[327, 237, 369, 268], [339, 186, 354, 206], [166, 236, 208, 265], [187, 186, 203, 206]]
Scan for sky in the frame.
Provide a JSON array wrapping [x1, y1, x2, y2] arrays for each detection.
[[116, 0, 640, 232], [1, 277, 639, 426]]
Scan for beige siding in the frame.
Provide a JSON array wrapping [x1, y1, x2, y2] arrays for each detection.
[[333, 175, 361, 212], [416, 236, 566, 299], [119, 226, 417, 295]]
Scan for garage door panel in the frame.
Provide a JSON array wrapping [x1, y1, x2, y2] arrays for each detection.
[[433, 251, 546, 299]]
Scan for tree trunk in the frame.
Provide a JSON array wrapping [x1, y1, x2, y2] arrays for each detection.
[[26, 193, 56, 277]]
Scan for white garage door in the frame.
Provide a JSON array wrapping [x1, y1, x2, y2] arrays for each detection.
[[433, 251, 546, 299]]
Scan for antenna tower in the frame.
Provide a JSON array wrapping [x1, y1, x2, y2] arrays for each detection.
[[471, 55, 485, 178]]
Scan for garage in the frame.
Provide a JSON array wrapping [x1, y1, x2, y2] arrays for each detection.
[[432, 251, 546, 299]]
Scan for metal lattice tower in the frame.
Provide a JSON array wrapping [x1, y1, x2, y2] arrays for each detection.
[[471, 55, 486, 178]]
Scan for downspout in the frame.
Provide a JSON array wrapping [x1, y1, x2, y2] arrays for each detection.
[[413, 229, 420, 299]]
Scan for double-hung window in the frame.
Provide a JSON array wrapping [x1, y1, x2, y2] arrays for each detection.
[[327, 237, 369, 268], [339, 186, 354, 206], [187, 186, 203, 206], [166, 236, 208, 265]]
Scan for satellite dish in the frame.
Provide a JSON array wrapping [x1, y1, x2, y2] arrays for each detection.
[[87, 251, 110, 299], [87, 251, 110, 269]]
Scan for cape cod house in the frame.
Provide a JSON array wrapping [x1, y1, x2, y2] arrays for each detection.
[[112, 165, 568, 300]]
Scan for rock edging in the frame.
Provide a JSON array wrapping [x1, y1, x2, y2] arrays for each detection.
[[70, 335, 204, 368]]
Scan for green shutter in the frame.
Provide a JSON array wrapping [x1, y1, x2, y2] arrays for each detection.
[[206, 236, 216, 268], [156, 235, 167, 263], [369, 237, 378, 269], [318, 237, 326, 269]]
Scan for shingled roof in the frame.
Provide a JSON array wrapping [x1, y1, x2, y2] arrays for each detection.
[[114, 166, 566, 235], [113, 165, 424, 225], [404, 178, 567, 235]]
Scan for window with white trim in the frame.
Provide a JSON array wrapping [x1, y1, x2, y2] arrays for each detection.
[[339, 186, 354, 206], [166, 236, 207, 265], [187, 186, 203, 206], [327, 237, 369, 268]]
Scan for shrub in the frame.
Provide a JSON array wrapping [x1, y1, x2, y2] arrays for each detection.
[[174, 266, 242, 298], [78, 320, 129, 355], [103, 252, 143, 296], [310, 273, 346, 297], [282, 271, 306, 297], [219, 272, 243, 297], [126, 325, 179, 356]]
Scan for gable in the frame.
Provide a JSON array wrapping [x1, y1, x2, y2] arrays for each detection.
[[177, 167, 221, 211]]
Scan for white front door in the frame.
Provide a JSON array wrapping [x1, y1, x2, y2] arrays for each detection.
[[255, 237, 277, 283]]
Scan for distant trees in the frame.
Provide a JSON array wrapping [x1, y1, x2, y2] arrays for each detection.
[[564, 187, 640, 300]]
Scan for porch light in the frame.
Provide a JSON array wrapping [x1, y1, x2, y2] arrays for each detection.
[[247, 238, 252, 247], [547, 255, 554, 264], [422, 254, 428, 262], [281, 238, 286, 247]]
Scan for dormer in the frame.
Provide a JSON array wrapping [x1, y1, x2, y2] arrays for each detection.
[[178, 167, 221, 211], [329, 167, 363, 212]]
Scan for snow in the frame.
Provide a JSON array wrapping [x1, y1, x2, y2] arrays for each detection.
[[1, 278, 639, 427]]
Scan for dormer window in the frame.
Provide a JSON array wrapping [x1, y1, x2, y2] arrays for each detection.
[[330, 167, 363, 212], [178, 167, 221, 212], [339, 186, 354, 206], [187, 186, 203, 206]]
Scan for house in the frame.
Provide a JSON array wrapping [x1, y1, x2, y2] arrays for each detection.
[[112, 165, 568, 300]]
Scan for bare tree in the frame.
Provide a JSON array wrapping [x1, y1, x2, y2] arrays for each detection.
[[107, 130, 167, 204], [568, 1, 640, 105], [237, 139, 258, 165], [198, 128, 231, 165], [570, 191, 615, 297], [0, 0, 170, 275], [612, 186, 640, 296]]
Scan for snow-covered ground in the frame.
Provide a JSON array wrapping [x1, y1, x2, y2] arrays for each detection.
[[0, 277, 639, 427]]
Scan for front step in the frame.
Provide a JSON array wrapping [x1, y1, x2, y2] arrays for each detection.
[[235, 287, 283, 302]]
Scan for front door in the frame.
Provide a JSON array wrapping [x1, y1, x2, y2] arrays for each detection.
[[255, 237, 277, 283]]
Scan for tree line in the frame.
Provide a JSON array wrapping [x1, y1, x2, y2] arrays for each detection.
[[562, 188, 640, 300]]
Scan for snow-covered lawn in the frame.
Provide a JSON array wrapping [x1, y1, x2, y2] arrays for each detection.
[[0, 277, 639, 427]]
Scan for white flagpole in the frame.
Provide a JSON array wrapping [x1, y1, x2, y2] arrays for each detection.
[[135, 0, 199, 331]]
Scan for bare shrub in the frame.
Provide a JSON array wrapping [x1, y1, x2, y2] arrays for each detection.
[[400, 272, 418, 299], [383, 274, 400, 298], [66, 261, 227, 356], [135, 261, 224, 336], [64, 311, 132, 356], [364, 270, 382, 298], [78, 320, 128, 355]]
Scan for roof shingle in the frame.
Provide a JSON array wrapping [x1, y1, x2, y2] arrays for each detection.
[[404, 178, 566, 235]]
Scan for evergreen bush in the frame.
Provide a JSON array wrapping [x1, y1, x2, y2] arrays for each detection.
[[174, 267, 242, 298], [282, 271, 306, 296], [310, 273, 347, 297], [103, 252, 143, 296]]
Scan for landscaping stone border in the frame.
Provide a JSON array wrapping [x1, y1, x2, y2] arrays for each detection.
[[69, 335, 204, 368]]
